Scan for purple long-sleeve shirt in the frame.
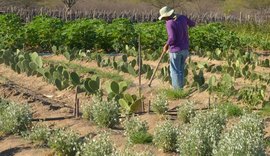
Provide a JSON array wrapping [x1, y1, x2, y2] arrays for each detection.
[[166, 15, 195, 53]]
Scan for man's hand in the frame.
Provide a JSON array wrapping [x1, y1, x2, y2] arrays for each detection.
[[163, 44, 169, 53]]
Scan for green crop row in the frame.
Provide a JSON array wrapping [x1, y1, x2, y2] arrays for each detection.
[[0, 49, 128, 95], [0, 50, 145, 115], [1, 14, 269, 59]]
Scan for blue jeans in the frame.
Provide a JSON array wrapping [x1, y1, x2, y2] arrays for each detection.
[[169, 50, 189, 89]]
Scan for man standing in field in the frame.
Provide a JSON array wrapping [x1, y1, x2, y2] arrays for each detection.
[[159, 6, 195, 89]]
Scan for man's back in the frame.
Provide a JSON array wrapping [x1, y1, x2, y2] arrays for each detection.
[[166, 15, 195, 53]]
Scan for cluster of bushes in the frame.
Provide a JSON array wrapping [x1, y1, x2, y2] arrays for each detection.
[[1, 14, 265, 58], [0, 98, 32, 135], [0, 94, 266, 156], [0, 14, 137, 52], [224, 22, 270, 50], [80, 94, 266, 155]]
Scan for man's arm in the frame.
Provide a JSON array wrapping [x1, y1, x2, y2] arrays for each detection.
[[164, 21, 175, 52]]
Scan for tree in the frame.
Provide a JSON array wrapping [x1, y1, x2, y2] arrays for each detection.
[[245, 0, 270, 11], [62, 0, 79, 12], [62, 0, 79, 21], [185, 0, 223, 13], [224, 0, 270, 14], [142, 0, 185, 9]]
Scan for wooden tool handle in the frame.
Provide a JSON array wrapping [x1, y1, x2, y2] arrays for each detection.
[[148, 51, 167, 87]]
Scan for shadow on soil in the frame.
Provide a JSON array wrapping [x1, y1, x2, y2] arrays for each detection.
[[0, 146, 31, 156]]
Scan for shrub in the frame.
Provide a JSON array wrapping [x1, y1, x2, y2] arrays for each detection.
[[0, 98, 9, 113], [151, 93, 168, 115], [79, 132, 117, 156], [177, 110, 226, 156], [0, 102, 32, 134], [87, 95, 119, 128], [62, 19, 101, 50], [82, 102, 92, 120], [124, 116, 152, 144], [48, 128, 80, 156], [24, 15, 63, 50], [0, 14, 23, 50], [189, 23, 240, 52], [214, 114, 265, 156], [120, 148, 155, 156], [108, 18, 136, 52], [153, 120, 178, 152], [25, 124, 51, 145], [177, 101, 196, 123]]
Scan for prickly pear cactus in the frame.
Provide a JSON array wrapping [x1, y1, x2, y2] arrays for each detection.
[[70, 72, 80, 86]]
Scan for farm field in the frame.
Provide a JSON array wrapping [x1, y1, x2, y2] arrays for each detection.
[[0, 13, 270, 156]]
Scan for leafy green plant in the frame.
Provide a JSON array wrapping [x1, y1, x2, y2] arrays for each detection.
[[0, 102, 32, 134], [0, 14, 24, 50], [124, 116, 152, 144], [79, 132, 117, 156], [48, 128, 80, 156], [153, 120, 178, 152], [108, 18, 136, 52], [177, 101, 196, 124], [88, 95, 119, 128], [189, 23, 240, 52], [62, 19, 101, 50], [177, 110, 226, 156], [214, 114, 264, 156], [24, 15, 63, 50], [151, 93, 168, 115]]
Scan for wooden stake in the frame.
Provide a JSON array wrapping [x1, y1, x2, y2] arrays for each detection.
[[148, 100, 151, 114], [138, 34, 143, 112], [74, 86, 78, 117], [76, 98, 80, 118]]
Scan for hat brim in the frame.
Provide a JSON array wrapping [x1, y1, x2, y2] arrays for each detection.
[[158, 9, 174, 20]]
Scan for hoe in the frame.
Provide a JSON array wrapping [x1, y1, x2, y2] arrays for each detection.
[[148, 50, 167, 87]]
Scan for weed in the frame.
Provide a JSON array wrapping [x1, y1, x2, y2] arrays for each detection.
[[0, 102, 32, 134], [124, 116, 152, 144], [177, 110, 226, 155], [153, 120, 178, 152], [87, 95, 119, 128], [216, 102, 243, 117], [177, 101, 196, 124], [48, 128, 80, 156], [79, 132, 117, 156], [214, 113, 264, 155], [151, 92, 168, 115], [161, 88, 190, 100], [25, 124, 51, 145]]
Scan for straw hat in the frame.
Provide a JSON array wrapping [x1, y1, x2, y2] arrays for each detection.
[[158, 6, 175, 20]]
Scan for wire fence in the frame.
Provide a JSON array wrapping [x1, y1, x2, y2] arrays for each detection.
[[1, 6, 270, 23]]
